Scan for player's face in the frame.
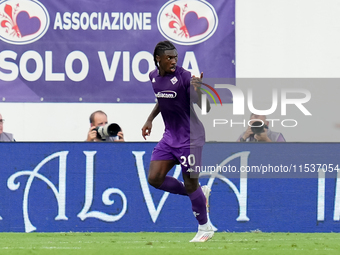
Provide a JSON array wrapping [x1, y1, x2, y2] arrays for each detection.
[[157, 49, 178, 75], [92, 113, 108, 127]]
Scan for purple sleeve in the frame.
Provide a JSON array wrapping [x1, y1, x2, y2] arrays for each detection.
[[276, 134, 286, 142]]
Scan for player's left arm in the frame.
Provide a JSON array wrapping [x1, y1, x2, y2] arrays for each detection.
[[191, 72, 211, 112]]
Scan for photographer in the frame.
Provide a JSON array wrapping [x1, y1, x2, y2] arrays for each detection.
[[86, 110, 124, 142], [0, 113, 15, 142], [237, 113, 285, 142]]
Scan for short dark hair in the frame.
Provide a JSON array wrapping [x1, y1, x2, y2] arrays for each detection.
[[250, 113, 267, 119], [89, 110, 107, 124], [153, 40, 176, 70]]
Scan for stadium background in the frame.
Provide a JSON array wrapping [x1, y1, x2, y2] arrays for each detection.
[[1, 0, 340, 233]]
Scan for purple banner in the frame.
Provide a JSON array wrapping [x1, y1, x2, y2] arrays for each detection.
[[0, 0, 235, 103]]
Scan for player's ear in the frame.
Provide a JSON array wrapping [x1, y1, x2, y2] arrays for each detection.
[[156, 55, 161, 62]]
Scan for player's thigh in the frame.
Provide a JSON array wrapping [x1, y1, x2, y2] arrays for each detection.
[[148, 160, 177, 181], [149, 141, 178, 182]]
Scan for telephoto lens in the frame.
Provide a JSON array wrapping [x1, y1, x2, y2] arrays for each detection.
[[251, 121, 265, 134], [95, 123, 121, 140]]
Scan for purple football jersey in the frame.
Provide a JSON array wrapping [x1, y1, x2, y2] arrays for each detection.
[[149, 66, 205, 148]]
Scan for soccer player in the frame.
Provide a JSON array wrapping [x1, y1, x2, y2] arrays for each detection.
[[141, 40, 214, 242]]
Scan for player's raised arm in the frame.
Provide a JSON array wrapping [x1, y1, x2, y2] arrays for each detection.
[[142, 102, 160, 140], [191, 72, 211, 112]]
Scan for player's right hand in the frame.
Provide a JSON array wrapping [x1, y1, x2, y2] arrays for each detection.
[[142, 121, 152, 140]]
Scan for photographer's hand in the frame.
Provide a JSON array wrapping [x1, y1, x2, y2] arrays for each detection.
[[87, 126, 99, 142], [254, 129, 272, 142], [242, 125, 254, 140], [116, 131, 124, 142]]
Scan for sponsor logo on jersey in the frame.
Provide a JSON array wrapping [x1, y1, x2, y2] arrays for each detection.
[[155, 90, 177, 98]]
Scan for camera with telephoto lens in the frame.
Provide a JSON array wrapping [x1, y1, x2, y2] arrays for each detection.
[[251, 121, 268, 134], [95, 123, 121, 140]]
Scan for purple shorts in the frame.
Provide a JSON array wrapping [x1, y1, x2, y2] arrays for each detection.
[[151, 140, 202, 176]]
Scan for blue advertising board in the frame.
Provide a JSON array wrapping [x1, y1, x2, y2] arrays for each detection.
[[0, 142, 339, 233]]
